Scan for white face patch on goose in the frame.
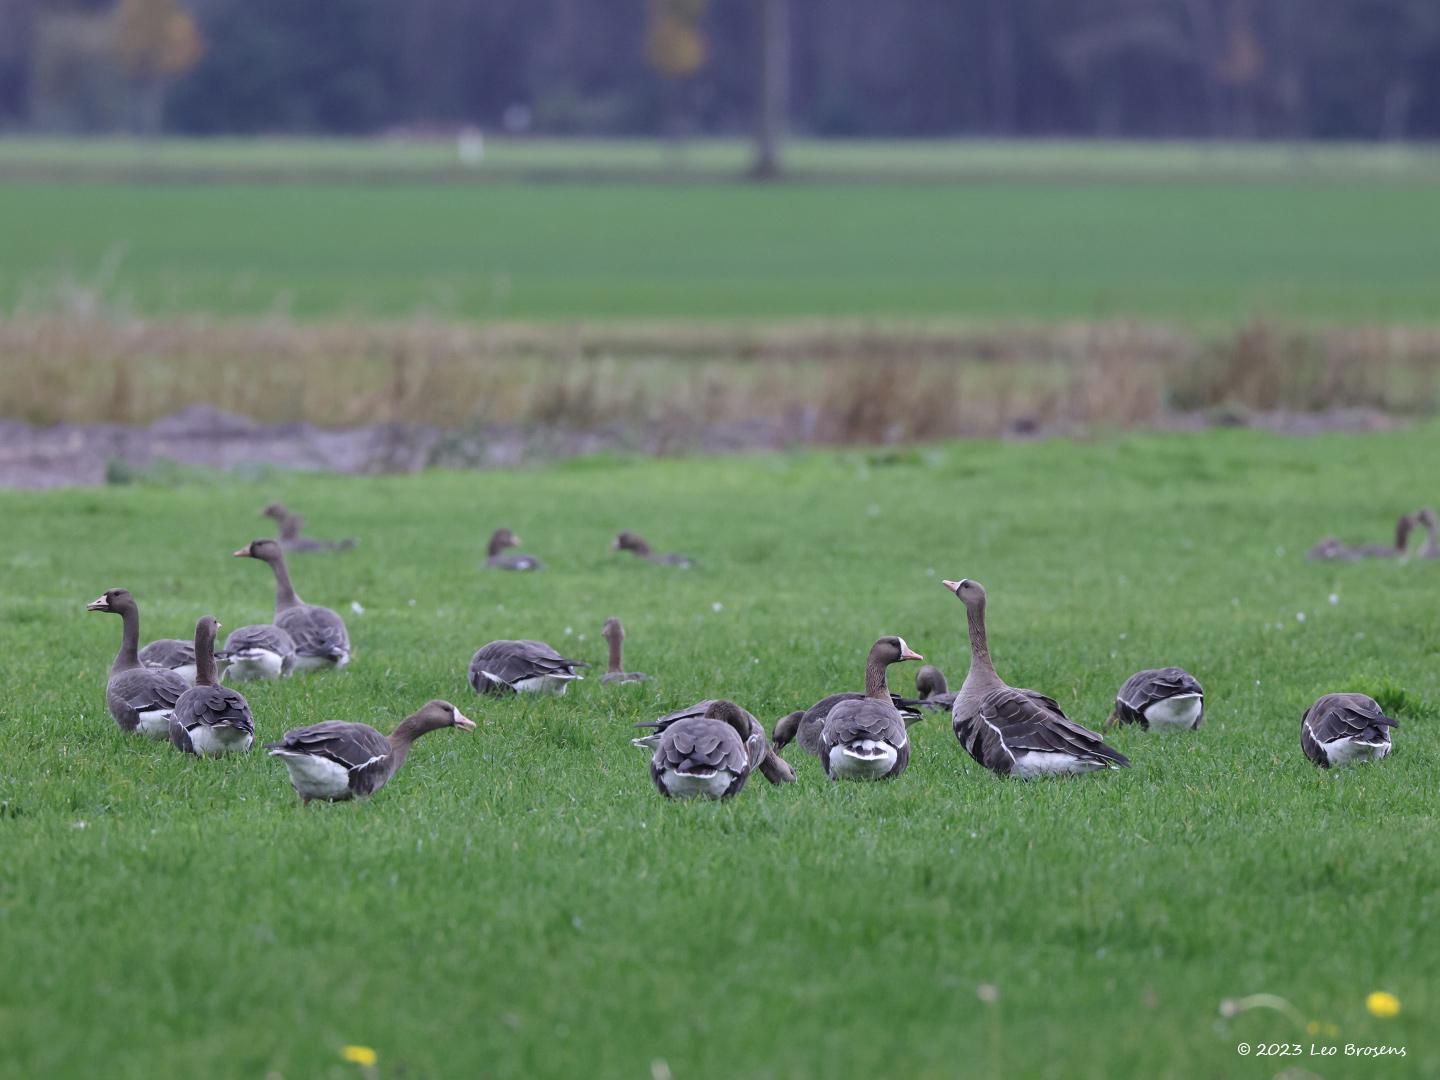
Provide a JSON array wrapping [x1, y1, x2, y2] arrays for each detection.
[[897, 637, 911, 656]]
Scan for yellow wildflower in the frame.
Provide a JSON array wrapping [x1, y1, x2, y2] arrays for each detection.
[[1366, 992, 1401, 1018], [1306, 1021, 1320, 1035], [342, 1045, 378, 1067]]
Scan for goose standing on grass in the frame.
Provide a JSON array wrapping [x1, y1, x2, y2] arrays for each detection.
[[233, 539, 351, 670], [219, 622, 297, 681], [818, 636, 923, 780], [468, 639, 587, 695], [913, 664, 957, 710], [1108, 667, 1205, 731], [259, 503, 356, 553], [266, 700, 475, 804], [1414, 508, 1440, 558], [1301, 693, 1397, 768], [139, 638, 198, 686], [483, 528, 544, 571], [86, 589, 188, 737], [942, 579, 1129, 778], [1307, 514, 1412, 561], [599, 617, 649, 684], [611, 530, 694, 568], [635, 700, 773, 799], [635, 699, 795, 786], [168, 616, 255, 756]]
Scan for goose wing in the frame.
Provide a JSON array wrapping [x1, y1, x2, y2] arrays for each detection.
[[821, 698, 907, 749], [971, 687, 1130, 771], [468, 639, 587, 692], [172, 685, 254, 734], [139, 639, 195, 669], [276, 604, 350, 659], [1302, 694, 1397, 763], [110, 667, 186, 714], [265, 720, 389, 769], [1116, 667, 1203, 717], [222, 623, 296, 656], [652, 718, 749, 774]]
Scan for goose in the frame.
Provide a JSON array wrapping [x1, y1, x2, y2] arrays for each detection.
[[86, 588, 189, 737], [1301, 693, 1397, 768], [233, 539, 351, 670], [468, 639, 587, 695], [219, 622, 296, 681], [259, 503, 356, 553], [942, 578, 1129, 778], [818, 636, 923, 780], [635, 699, 795, 786], [770, 669, 925, 760], [1109, 667, 1205, 731], [913, 664, 957, 710], [168, 616, 255, 756], [599, 617, 649, 684], [1414, 508, 1440, 558], [611, 530, 693, 568], [266, 700, 475, 804], [138, 638, 198, 686], [635, 699, 783, 799], [1307, 514, 1412, 561], [483, 528, 543, 571]]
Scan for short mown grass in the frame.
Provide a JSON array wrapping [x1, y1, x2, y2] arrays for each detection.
[[2, 428, 1437, 1078]]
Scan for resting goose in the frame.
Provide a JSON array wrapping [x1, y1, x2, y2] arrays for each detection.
[[913, 664, 957, 710], [266, 699, 475, 804], [139, 638, 198, 686], [219, 622, 297, 681], [818, 636, 923, 780], [771, 681, 925, 760], [484, 528, 544, 571], [259, 503, 356, 553], [942, 578, 1129, 778], [635, 699, 795, 786], [1301, 693, 1397, 768], [169, 616, 255, 756], [1109, 667, 1205, 731], [468, 639, 587, 695], [635, 699, 782, 799], [1307, 515, 1412, 561], [600, 617, 649, 684], [86, 588, 188, 737], [234, 539, 351, 670], [611, 530, 693, 568]]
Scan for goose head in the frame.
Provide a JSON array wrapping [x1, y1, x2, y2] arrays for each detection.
[[409, 699, 477, 734], [601, 617, 624, 644], [915, 664, 948, 699], [871, 636, 923, 665], [233, 538, 284, 563], [941, 578, 987, 610], [86, 587, 135, 614], [611, 530, 650, 555], [258, 503, 290, 523], [194, 614, 221, 640], [489, 527, 520, 553], [771, 710, 803, 748], [703, 699, 753, 741]]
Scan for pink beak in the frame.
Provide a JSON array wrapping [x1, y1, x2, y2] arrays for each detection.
[[901, 647, 924, 662], [941, 579, 961, 592], [232, 545, 251, 558], [453, 710, 477, 731]]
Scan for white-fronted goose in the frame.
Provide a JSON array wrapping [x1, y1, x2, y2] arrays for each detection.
[[86, 588, 188, 738], [1301, 693, 1397, 768], [234, 539, 351, 670], [943, 578, 1129, 778], [818, 636, 923, 780], [139, 638, 198, 686], [484, 528, 543, 571], [266, 699, 475, 804], [634, 699, 782, 799], [635, 699, 795, 786], [611, 530, 693, 568], [913, 664, 957, 710], [1307, 514, 1412, 561], [771, 675, 925, 760], [219, 622, 297, 681], [600, 617, 649, 684], [468, 639, 587, 695], [1109, 667, 1205, 731], [169, 616, 255, 756], [259, 503, 356, 553], [1415, 508, 1440, 558]]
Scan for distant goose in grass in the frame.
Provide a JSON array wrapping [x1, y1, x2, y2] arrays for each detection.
[[635, 699, 795, 787], [1307, 514, 1412, 562], [259, 503, 356, 554], [484, 527, 543, 571], [139, 637, 198, 686], [234, 539, 351, 671], [219, 622, 296, 681], [635, 699, 786, 799], [1415, 508, 1440, 558], [942, 578, 1129, 778], [168, 616, 254, 756], [1301, 693, 1397, 769], [818, 636, 923, 781], [913, 664, 957, 710], [86, 588, 188, 738], [1108, 667, 1205, 731], [600, 617, 649, 684], [611, 530, 693, 568], [468, 639, 587, 695], [266, 700, 475, 804]]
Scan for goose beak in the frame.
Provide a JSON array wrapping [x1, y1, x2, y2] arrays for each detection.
[[232, 545, 252, 557], [511, 534, 522, 545], [452, 710, 477, 731], [941, 579, 960, 592], [85, 596, 108, 611], [901, 647, 924, 661]]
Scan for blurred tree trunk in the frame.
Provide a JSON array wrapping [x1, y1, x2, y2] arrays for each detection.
[[750, 0, 787, 180]]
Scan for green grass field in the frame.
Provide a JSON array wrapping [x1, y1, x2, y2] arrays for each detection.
[[3, 139, 1440, 323], [2, 428, 1437, 1078]]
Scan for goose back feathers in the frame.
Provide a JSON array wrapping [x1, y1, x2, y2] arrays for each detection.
[[220, 623, 297, 681], [1301, 693, 1397, 768], [1110, 667, 1205, 731], [468, 639, 587, 695], [636, 699, 795, 786], [87, 588, 189, 737], [169, 616, 254, 756], [234, 539, 350, 670], [818, 636, 922, 780], [139, 638, 198, 685]]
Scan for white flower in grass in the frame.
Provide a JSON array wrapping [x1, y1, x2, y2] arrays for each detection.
[[1296, 611, 1306, 622], [1329, 593, 1339, 606], [711, 602, 723, 613], [564, 626, 573, 636], [350, 601, 365, 615], [976, 984, 999, 1003]]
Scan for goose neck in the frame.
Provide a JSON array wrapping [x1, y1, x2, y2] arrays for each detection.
[[265, 552, 302, 612], [606, 633, 623, 674], [863, 653, 892, 700], [194, 622, 218, 687], [113, 603, 141, 673]]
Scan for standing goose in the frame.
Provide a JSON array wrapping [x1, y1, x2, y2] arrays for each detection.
[[818, 636, 923, 781], [468, 639, 587, 695], [611, 530, 693, 568], [1307, 514, 1412, 561], [259, 503, 356, 553], [913, 664, 957, 710], [1109, 667, 1205, 731], [168, 616, 255, 756], [600, 617, 649, 684], [1301, 693, 1397, 768], [233, 539, 351, 670], [635, 699, 795, 786], [1414, 507, 1440, 558], [219, 622, 297, 681], [139, 638, 198, 686], [484, 528, 544, 571], [86, 589, 188, 737], [266, 700, 475, 804], [635, 700, 772, 799], [942, 579, 1129, 778]]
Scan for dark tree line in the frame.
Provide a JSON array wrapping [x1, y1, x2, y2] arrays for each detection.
[[3, 0, 1440, 143]]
